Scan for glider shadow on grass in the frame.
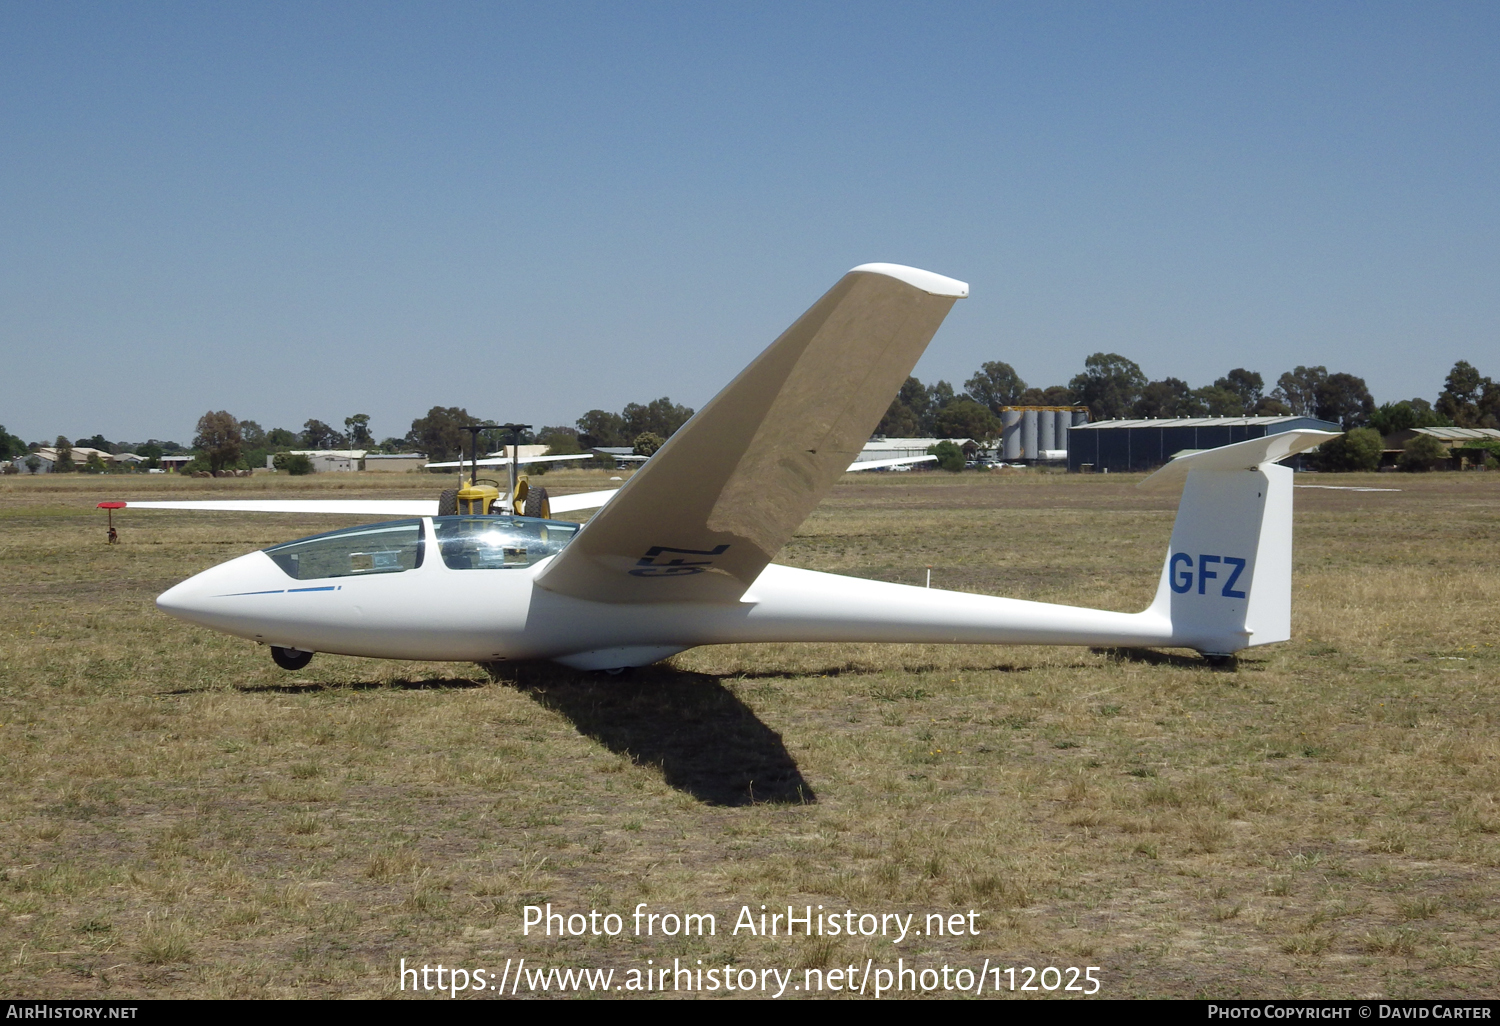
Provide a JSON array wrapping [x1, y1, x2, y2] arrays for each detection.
[[496, 662, 816, 808]]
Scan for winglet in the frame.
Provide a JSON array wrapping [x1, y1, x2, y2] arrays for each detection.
[[849, 263, 969, 298], [1138, 430, 1339, 490]]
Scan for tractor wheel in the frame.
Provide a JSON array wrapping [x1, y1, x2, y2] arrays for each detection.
[[271, 646, 313, 671], [437, 489, 458, 516], [524, 486, 551, 519]]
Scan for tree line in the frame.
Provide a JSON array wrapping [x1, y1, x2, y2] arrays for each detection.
[[5, 357, 1494, 474], [874, 355, 1498, 448]]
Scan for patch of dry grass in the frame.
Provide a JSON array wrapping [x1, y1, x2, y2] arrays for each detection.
[[0, 469, 1495, 998]]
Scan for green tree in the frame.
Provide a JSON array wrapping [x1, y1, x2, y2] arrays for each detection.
[[265, 427, 298, 450], [344, 414, 373, 448], [283, 454, 314, 476], [537, 426, 582, 454], [576, 409, 627, 448], [53, 436, 74, 473], [0, 424, 26, 460], [1479, 379, 1500, 429], [1194, 385, 1246, 417], [1214, 369, 1264, 412], [75, 433, 112, 452], [927, 439, 965, 472], [964, 361, 1027, 414], [632, 432, 665, 457], [1069, 353, 1147, 421], [1133, 378, 1201, 419], [934, 398, 1000, 445], [1309, 428, 1383, 471], [1369, 398, 1449, 436], [1435, 360, 1484, 426], [876, 377, 928, 436], [1314, 372, 1375, 429], [237, 420, 267, 449], [927, 380, 956, 420], [406, 407, 480, 461], [622, 397, 695, 440], [194, 411, 243, 474], [24, 454, 41, 474], [300, 419, 344, 449], [1271, 366, 1327, 416], [1397, 433, 1448, 471]]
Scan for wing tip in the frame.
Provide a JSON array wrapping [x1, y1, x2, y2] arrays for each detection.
[[849, 263, 969, 298]]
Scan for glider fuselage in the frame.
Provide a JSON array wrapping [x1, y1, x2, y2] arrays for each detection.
[[157, 514, 1175, 671]]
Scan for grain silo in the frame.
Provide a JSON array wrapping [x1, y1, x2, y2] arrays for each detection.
[[1021, 410, 1039, 460], [1001, 410, 1022, 460]]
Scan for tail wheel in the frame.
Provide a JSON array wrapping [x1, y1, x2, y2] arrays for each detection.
[[524, 486, 551, 519], [437, 489, 458, 516], [271, 646, 313, 670]]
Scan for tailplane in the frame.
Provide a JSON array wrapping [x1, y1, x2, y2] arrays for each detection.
[[1140, 430, 1338, 656]]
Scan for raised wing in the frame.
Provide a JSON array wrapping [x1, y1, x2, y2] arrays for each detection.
[[534, 263, 968, 604]]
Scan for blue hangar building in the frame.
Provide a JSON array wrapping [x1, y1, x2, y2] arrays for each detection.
[[1066, 415, 1341, 473]]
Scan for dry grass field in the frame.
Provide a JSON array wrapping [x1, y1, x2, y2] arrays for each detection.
[[0, 467, 1495, 999]]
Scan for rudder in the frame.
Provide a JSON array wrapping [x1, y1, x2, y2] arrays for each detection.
[[1141, 430, 1336, 656]]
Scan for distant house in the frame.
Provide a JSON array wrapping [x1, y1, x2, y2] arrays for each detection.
[[9, 446, 115, 473], [1382, 426, 1500, 468], [856, 437, 955, 463], [268, 450, 368, 472], [1382, 426, 1500, 452], [363, 453, 428, 472]]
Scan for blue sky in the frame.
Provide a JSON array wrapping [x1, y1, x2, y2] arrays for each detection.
[[2, 2, 1495, 444]]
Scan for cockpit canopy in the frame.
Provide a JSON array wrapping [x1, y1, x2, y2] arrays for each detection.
[[263, 516, 580, 581], [432, 516, 579, 570], [265, 520, 425, 580]]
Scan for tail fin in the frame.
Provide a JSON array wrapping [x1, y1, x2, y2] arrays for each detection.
[[1140, 430, 1338, 656]]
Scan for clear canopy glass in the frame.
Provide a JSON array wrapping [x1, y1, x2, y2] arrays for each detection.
[[433, 516, 579, 570], [264, 520, 425, 581]]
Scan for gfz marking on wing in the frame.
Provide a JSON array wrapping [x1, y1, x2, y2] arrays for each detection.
[[629, 545, 731, 578]]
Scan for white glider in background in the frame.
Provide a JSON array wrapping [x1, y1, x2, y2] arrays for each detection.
[[144, 262, 1333, 672], [113, 445, 934, 520]]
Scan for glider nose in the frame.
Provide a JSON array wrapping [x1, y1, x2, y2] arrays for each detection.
[[156, 569, 218, 626], [156, 551, 275, 629]]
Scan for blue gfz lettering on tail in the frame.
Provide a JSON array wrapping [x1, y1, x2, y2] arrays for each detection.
[[1169, 553, 1248, 598], [628, 544, 731, 577]]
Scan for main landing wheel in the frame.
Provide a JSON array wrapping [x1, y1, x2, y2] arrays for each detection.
[[271, 646, 314, 671], [523, 486, 551, 519]]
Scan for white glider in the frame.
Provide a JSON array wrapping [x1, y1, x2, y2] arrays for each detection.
[[115, 456, 937, 519], [150, 262, 1333, 672]]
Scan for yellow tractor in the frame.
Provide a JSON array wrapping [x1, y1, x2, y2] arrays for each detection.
[[437, 423, 551, 519]]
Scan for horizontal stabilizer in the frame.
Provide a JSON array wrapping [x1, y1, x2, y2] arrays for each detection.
[[1138, 430, 1339, 490]]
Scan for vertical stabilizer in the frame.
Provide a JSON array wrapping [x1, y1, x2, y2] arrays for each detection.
[[1140, 430, 1337, 655]]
